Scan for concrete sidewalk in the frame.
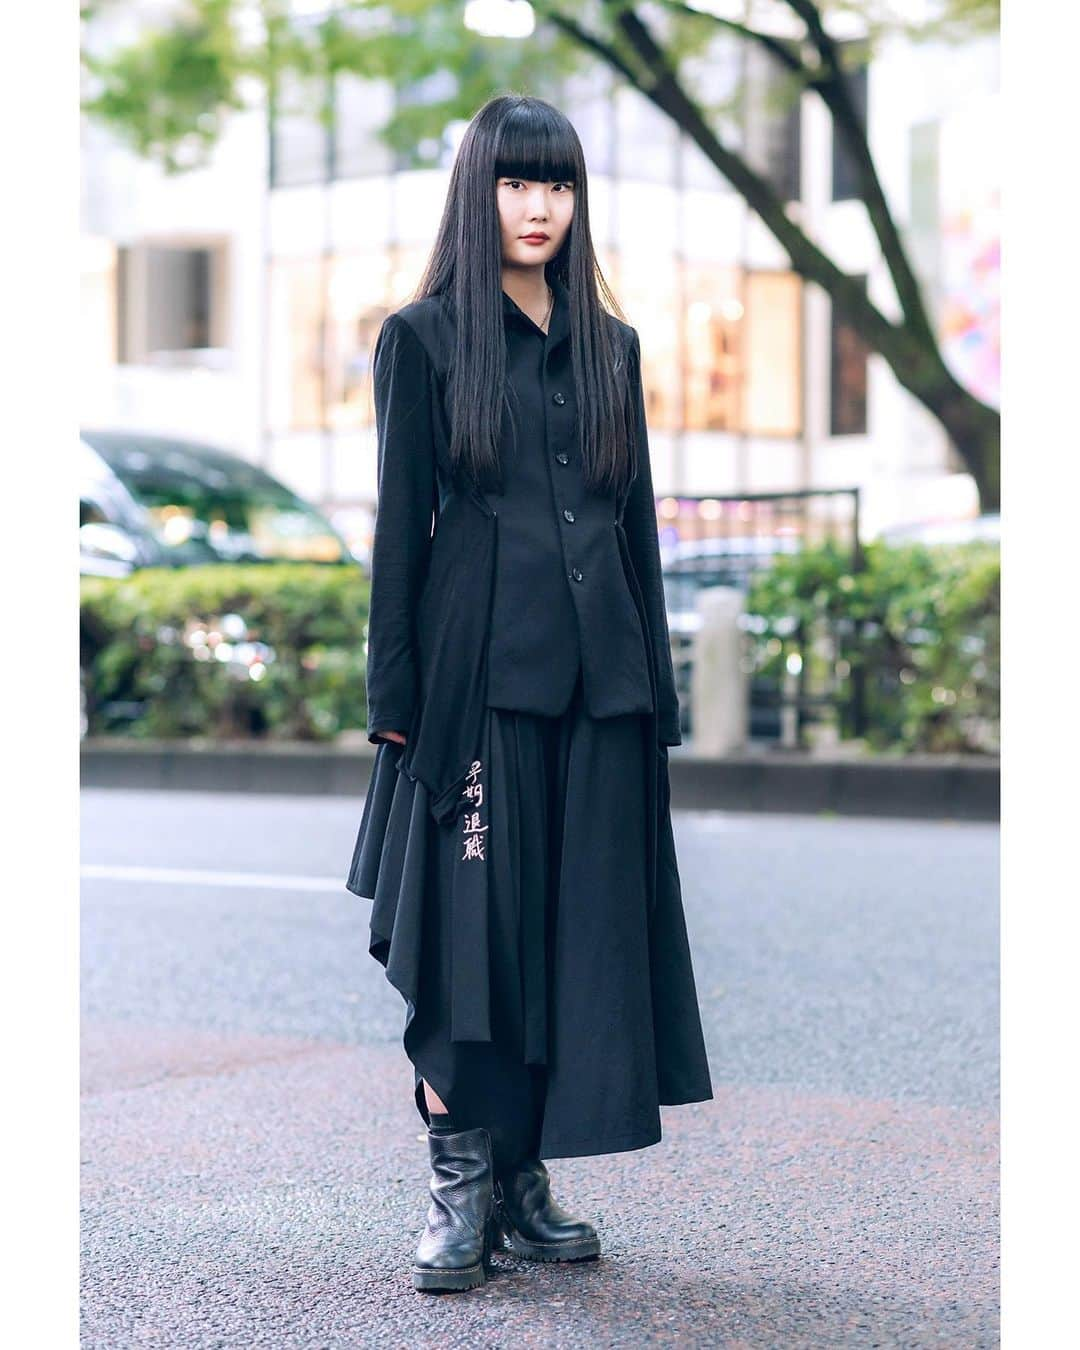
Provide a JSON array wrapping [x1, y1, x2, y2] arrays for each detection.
[[81, 736, 999, 820]]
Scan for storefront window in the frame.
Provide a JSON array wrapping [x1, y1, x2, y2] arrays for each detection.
[[268, 247, 803, 445], [744, 270, 802, 436], [325, 254, 391, 430], [610, 255, 802, 437], [322, 244, 434, 431], [620, 259, 680, 430], [268, 258, 326, 432], [682, 263, 744, 431], [386, 243, 432, 306], [616, 185, 680, 429]]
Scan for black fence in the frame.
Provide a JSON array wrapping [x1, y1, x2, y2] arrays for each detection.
[[657, 487, 863, 746]]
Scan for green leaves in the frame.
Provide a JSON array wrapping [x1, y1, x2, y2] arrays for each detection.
[[81, 0, 583, 172], [80, 562, 371, 740], [745, 538, 1000, 753], [80, 538, 1001, 754], [82, 0, 251, 173]]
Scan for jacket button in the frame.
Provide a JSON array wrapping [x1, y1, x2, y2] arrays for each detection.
[[563, 508, 575, 523], [570, 566, 583, 582], [552, 391, 566, 405], [555, 451, 569, 465]]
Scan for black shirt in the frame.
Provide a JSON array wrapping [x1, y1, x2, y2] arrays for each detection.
[[364, 275, 682, 762]]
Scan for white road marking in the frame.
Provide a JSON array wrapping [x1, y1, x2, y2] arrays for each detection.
[[80, 863, 346, 892]]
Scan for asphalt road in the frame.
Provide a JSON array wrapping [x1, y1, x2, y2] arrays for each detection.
[[81, 788, 998, 1348]]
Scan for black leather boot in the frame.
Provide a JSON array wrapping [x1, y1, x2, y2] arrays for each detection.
[[492, 1157, 601, 1262], [412, 1124, 499, 1292]]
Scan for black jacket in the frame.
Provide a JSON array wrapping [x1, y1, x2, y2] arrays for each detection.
[[364, 274, 682, 826]]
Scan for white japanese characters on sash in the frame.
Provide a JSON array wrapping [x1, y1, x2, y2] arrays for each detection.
[[460, 758, 488, 862]]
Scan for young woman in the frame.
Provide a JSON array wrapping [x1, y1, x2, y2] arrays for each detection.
[[346, 93, 712, 1293]]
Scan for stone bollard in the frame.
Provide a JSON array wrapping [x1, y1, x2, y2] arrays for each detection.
[[690, 586, 748, 757]]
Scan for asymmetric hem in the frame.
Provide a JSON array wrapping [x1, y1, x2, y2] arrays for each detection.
[[346, 671, 713, 1166]]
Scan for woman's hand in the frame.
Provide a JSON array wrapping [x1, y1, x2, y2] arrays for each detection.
[[380, 730, 408, 746]]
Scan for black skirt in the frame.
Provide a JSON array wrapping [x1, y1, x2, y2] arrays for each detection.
[[345, 671, 713, 1165]]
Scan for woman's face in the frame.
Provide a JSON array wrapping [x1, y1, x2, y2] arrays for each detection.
[[496, 177, 575, 269]]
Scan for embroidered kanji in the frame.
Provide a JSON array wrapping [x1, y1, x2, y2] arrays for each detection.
[[461, 832, 487, 862], [460, 760, 488, 861]]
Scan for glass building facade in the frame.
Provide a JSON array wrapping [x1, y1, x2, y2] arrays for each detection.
[[264, 52, 810, 548], [81, 12, 997, 555]]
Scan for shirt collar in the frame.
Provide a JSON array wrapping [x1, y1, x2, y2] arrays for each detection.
[[501, 274, 570, 350]]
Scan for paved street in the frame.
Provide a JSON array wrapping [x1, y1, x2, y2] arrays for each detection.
[[81, 787, 998, 1348]]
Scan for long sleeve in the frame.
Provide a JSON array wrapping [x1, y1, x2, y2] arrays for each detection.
[[622, 329, 683, 746], [365, 313, 438, 745]]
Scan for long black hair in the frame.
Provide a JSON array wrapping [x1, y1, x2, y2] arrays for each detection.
[[413, 93, 636, 497]]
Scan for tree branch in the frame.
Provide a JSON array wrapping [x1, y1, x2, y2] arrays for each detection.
[[532, 4, 644, 87], [778, 0, 938, 347], [646, 0, 805, 75], [588, 0, 1004, 502], [615, 0, 939, 351], [593, 0, 901, 356]]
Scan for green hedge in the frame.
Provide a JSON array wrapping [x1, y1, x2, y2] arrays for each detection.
[[80, 564, 370, 741], [81, 541, 999, 754], [745, 539, 1000, 754]]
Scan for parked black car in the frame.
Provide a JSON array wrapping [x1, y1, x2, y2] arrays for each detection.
[[79, 429, 360, 736], [80, 429, 356, 573]]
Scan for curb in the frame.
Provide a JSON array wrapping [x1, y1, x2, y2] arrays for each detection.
[[80, 737, 999, 821]]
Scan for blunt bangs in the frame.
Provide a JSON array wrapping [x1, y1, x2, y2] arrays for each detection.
[[493, 101, 580, 184]]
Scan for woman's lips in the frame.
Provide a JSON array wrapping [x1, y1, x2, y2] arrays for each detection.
[[520, 234, 549, 244]]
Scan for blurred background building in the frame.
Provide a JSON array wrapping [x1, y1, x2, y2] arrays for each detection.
[[80, 2, 1000, 563]]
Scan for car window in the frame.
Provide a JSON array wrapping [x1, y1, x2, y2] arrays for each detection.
[[132, 483, 345, 564], [82, 433, 347, 565]]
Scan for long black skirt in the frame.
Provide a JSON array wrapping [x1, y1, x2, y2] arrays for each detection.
[[345, 671, 712, 1171]]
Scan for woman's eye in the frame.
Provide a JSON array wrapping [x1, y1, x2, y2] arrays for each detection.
[[500, 178, 572, 190]]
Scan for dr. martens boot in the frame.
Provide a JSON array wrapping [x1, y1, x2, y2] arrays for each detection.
[[492, 1157, 601, 1262], [412, 1124, 497, 1292]]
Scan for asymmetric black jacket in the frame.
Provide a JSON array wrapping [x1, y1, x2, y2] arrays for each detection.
[[364, 273, 682, 827]]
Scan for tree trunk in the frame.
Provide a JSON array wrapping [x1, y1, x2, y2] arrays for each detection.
[[870, 318, 1000, 510], [599, 1, 1001, 512], [917, 379, 1000, 512]]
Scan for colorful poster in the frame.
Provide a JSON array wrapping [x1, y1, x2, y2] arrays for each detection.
[[938, 95, 1000, 408]]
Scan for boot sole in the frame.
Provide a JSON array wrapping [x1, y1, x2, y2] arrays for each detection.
[[497, 1216, 601, 1263], [412, 1261, 485, 1292]]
